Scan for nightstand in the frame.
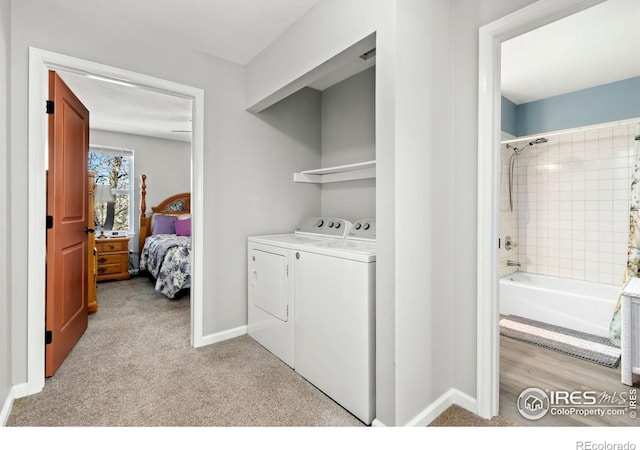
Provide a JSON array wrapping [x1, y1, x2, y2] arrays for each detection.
[[96, 236, 131, 282]]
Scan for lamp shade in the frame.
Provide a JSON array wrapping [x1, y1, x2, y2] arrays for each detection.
[[94, 184, 114, 203]]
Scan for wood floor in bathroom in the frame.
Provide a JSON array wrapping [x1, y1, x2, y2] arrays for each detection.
[[499, 336, 639, 426]]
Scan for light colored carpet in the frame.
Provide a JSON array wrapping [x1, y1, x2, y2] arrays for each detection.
[[7, 276, 363, 427], [429, 405, 518, 427]]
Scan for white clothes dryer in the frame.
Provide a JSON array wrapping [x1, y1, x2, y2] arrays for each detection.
[[293, 219, 376, 424], [247, 217, 351, 368]]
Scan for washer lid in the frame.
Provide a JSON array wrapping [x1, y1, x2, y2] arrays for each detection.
[[299, 239, 376, 262], [247, 233, 331, 249]]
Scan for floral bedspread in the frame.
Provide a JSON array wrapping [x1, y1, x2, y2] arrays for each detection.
[[140, 234, 191, 299]]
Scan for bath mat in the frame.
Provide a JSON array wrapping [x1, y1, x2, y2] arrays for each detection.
[[499, 315, 621, 368]]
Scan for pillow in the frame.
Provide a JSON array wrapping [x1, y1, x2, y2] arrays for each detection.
[[175, 217, 191, 236], [153, 214, 178, 235], [176, 214, 191, 221]]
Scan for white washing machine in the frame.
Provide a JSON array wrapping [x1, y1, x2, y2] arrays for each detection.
[[294, 219, 376, 424], [247, 217, 351, 368]]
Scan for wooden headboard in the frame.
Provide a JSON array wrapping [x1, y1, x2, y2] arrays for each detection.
[[139, 174, 191, 254]]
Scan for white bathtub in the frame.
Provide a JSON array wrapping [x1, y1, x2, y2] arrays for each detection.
[[499, 272, 620, 338]]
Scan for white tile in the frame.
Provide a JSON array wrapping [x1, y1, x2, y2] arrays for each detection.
[[598, 190, 613, 201], [573, 271, 587, 281], [614, 167, 629, 179], [584, 271, 599, 283], [585, 220, 599, 231], [613, 231, 629, 245], [584, 179, 599, 191], [614, 135, 629, 148], [598, 272, 614, 285], [599, 241, 615, 255], [598, 231, 613, 242], [585, 230, 599, 242], [598, 261, 613, 274], [599, 252, 614, 264], [559, 267, 573, 278], [584, 200, 599, 211], [585, 258, 599, 272], [612, 125, 629, 137]]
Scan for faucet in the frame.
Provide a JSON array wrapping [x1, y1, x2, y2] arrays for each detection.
[[507, 260, 521, 267]]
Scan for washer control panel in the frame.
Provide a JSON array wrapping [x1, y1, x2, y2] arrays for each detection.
[[348, 219, 376, 241], [295, 217, 352, 238]]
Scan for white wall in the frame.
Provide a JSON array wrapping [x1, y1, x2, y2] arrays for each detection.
[[320, 67, 376, 222], [9, 0, 320, 385], [0, 0, 12, 419], [90, 129, 191, 255]]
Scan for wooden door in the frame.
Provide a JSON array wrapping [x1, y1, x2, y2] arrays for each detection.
[[88, 172, 98, 314], [46, 70, 90, 377]]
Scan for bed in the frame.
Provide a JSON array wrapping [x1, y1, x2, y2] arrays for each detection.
[[138, 174, 191, 299]]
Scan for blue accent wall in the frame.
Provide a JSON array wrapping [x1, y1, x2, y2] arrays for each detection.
[[501, 96, 517, 136], [513, 76, 640, 137]]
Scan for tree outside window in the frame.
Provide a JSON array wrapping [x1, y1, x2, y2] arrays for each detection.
[[88, 147, 133, 233]]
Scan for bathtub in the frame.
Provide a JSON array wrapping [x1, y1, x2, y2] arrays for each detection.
[[499, 272, 620, 338]]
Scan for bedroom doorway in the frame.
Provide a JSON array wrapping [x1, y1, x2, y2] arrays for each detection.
[[476, 0, 606, 418], [26, 48, 205, 395]]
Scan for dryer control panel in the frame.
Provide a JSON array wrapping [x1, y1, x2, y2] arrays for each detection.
[[295, 217, 351, 238], [348, 219, 376, 241]]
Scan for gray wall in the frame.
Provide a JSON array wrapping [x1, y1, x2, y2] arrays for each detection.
[[0, 0, 11, 417], [90, 129, 191, 256], [451, 0, 538, 396], [8, 0, 320, 385], [320, 67, 376, 222]]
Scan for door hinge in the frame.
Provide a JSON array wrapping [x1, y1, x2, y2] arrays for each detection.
[[46, 215, 53, 229], [46, 100, 54, 114], [45, 330, 52, 345]]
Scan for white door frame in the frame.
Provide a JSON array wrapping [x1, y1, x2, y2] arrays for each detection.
[[475, 0, 605, 418], [26, 47, 205, 395]]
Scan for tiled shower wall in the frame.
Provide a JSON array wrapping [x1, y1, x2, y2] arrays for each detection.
[[500, 122, 639, 285], [499, 143, 520, 278]]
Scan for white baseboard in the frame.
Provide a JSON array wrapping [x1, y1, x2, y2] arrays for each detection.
[[0, 383, 28, 427], [403, 388, 478, 427], [11, 383, 28, 400], [197, 325, 247, 348]]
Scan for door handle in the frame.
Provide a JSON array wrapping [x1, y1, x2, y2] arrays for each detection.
[[85, 227, 96, 234]]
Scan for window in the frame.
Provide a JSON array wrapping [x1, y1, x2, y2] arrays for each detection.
[[88, 146, 134, 234]]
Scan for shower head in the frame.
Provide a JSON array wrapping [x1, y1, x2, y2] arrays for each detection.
[[528, 137, 548, 146], [507, 136, 547, 155]]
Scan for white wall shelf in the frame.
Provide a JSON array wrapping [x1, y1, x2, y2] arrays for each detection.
[[293, 160, 376, 184]]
